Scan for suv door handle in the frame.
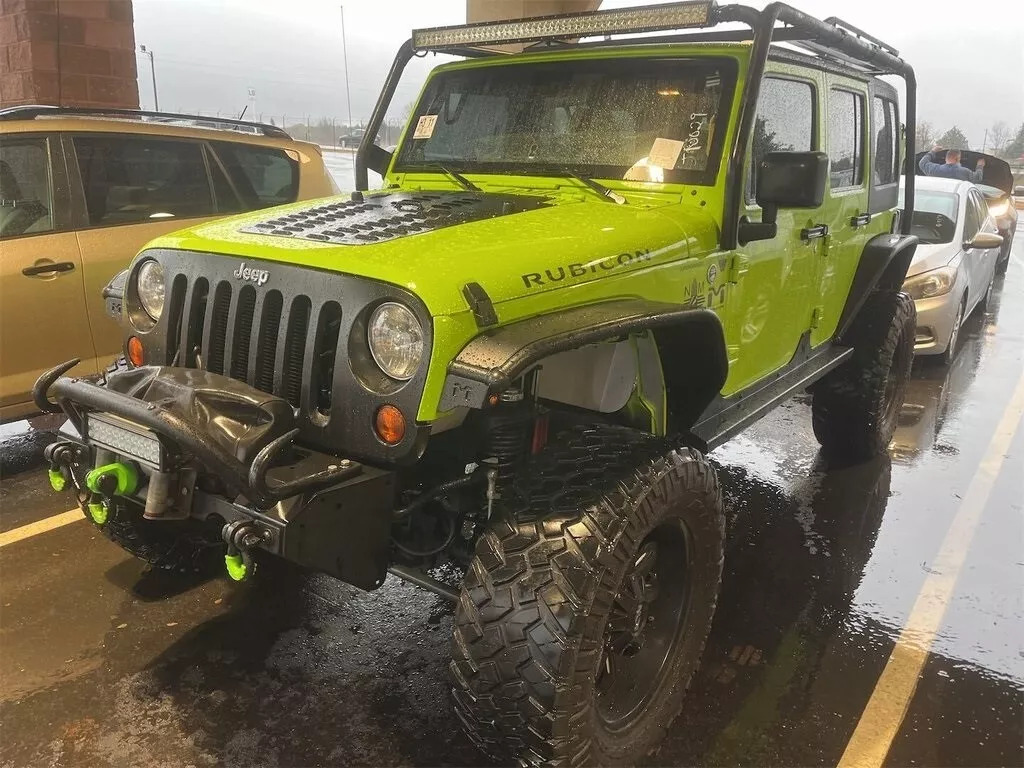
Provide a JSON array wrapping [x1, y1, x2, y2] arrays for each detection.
[[801, 224, 829, 241], [22, 261, 75, 277], [850, 213, 871, 228]]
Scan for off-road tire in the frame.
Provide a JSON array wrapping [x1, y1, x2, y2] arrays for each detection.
[[811, 290, 915, 460], [98, 501, 223, 574], [450, 424, 725, 767]]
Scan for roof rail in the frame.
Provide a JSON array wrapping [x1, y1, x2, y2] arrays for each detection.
[[0, 105, 292, 139], [824, 16, 899, 56]]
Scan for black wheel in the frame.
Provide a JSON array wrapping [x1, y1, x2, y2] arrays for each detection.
[[811, 290, 915, 461], [450, 424, 724, 766], [100, 500, 224, 574], [995, 232, 1012, 275]]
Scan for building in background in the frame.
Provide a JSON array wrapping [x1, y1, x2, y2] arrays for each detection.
[[1, 0, 138, 109]]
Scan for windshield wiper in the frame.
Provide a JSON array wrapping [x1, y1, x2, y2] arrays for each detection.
[[425, 163, 479, 192], [560, 169, 626, 205]]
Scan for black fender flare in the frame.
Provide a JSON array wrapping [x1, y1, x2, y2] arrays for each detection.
[[835, 233, 919, 342], [438, 299, 728, 430]]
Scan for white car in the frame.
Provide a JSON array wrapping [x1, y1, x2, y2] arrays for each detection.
[[900, 176, 1003, 363]]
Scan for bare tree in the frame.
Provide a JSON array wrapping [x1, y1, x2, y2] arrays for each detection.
[[987, 121, 1010, 157], [915, 120, 935, 151]]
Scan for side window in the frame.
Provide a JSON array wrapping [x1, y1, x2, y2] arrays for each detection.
[[747, 77, 816, 203], [963, 192, 983, 240], [211, 143, 299, 209], [871, 96, 900, 185], [0, 136, 54, 237], [828, 88, 865, 189], [73, 136, 215, 226]]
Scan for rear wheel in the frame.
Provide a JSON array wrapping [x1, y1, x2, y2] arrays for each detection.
[[812, 291, 915, 461], [450, 424, 724, 766]]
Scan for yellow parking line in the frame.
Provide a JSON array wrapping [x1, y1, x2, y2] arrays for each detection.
[[839, 373, 1024, 768], [0, 508, 83, 548]]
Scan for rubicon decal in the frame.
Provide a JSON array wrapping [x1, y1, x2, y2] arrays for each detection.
[[522, 249, 652, 288], [233, 263, 270, 286]]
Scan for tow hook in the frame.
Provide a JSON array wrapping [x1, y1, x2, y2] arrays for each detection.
[[221, 520, 266, 582], [82, 462, 138, 527]]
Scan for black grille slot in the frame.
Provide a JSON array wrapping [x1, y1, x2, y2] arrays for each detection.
[[255, 290, 283, 393], [281, 296, 311, 407], [311, 302, 342, 417], [165, 274, 188, 365], [183, 278, 209, 368], [206, 282, 232, 375], [230, 285, 256, 380]]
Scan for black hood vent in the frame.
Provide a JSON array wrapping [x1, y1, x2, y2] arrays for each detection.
[[241, 190, 551, 245]]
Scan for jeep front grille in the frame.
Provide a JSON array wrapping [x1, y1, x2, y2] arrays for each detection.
[[138, 250, 432, 461], [164, 278, 330, 411]]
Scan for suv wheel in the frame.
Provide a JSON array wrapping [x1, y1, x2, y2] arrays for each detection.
[[811, 291, 915, 461], [450, 424, 724, 767]]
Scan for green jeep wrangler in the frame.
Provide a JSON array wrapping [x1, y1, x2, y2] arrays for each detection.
[[37, 2, 921, 764]]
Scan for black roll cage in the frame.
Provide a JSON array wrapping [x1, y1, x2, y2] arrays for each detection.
[[354, 1, 916, 249]]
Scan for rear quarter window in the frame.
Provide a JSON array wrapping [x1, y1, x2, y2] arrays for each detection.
[[212, 143, 299, 209]]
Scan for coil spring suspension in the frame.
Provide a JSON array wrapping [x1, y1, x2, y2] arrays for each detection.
[[484, 390, 532, 483]]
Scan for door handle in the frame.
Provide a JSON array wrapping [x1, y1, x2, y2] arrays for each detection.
[[801, 224, 829, 241], [850, 213, 872, 228], [22, 261, 75, 277]]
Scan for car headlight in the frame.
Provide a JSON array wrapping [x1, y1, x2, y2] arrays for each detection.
[[988, 199, 1010, 217], [903, 266, 956, 300], [368, 302, 423, 381], [136, 260, 166, 321]]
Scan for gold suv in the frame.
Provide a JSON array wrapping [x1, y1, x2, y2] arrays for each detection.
[[0, 107, 337, 421]]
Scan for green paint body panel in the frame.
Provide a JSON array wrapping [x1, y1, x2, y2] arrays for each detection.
[[137, 42, 901, 431]]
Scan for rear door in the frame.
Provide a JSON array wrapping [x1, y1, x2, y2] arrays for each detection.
[[0, 134, 96, 418], [961, 187, 997, 308], [811, 76, 870, 348], [66, 133, 243, 365]]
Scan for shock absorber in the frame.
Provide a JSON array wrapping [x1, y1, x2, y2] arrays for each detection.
[[483, 389, 532, 483]]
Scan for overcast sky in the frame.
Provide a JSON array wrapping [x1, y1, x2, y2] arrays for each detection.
[[133, 0, 1024, 146]]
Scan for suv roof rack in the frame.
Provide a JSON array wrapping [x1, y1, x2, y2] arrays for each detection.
[[0, 105, 292, 139], [357, 1, 918, 250]]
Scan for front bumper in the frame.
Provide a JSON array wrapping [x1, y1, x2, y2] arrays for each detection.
[[910, 291, 959, 355], [36, 360, 397, 589]]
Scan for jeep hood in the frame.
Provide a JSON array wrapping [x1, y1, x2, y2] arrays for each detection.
[[150, 190, 719, 316]]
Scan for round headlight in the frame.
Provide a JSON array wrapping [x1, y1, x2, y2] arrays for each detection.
[[368, 302, 423, 381], [137, 260, 165, 321]]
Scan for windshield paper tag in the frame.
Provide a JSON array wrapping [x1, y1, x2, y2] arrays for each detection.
[[413, 114, 438, 139], [647, 138, 684, 170]]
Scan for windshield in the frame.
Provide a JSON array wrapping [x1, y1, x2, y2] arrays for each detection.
[[900, 190, 959, 244], [395, 57, 735, 186]]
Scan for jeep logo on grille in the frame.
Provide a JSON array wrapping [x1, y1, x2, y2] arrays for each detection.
[[233, 263, 269, 286]]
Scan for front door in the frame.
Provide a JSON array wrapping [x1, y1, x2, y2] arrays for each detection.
[[0, 135, 95, 419]]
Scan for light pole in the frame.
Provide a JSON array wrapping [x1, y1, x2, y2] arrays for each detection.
[[139, 45, 159, 111], [340, 5, 353, 137]]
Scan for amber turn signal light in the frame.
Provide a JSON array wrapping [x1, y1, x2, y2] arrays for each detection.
[[127, 336, 144, 367], [375, 404, 406, 445]]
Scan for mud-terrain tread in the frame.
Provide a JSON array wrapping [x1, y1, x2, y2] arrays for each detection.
[[450, 424, 724, 767], [811, 290, 915, 460]]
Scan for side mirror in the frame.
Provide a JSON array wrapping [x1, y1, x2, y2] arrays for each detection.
[[965, 231, 1003, 250], [740, 151, 829, 243]]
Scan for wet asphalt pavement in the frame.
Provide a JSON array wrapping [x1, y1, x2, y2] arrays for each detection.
[[1, 233, 1022, 767]]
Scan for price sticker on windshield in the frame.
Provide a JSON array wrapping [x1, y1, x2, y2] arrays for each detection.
[[648, 138, 684, 170], [413, 114, 438, 139]]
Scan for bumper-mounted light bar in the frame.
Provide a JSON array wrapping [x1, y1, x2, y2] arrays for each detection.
[[412, 0, 714, 51]]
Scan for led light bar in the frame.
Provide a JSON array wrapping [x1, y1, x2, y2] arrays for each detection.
[[86, 413, 164, 469], [412, 1, 714, 51]]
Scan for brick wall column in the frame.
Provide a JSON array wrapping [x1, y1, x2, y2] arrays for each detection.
[[1, 0, 139, 108]]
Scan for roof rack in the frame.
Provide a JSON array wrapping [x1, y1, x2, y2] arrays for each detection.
[[356, 1, 917, 248], [0, 105, 291, 139]]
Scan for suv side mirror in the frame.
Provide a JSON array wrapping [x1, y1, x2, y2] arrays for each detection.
[[740, 151, 829, 244], [965, 231, 1003, 251]]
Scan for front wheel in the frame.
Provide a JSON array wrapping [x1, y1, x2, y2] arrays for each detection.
[[450, 425, 724, 766]]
